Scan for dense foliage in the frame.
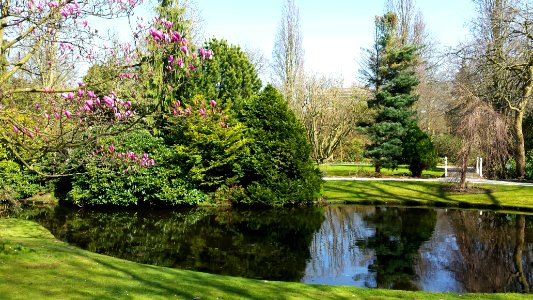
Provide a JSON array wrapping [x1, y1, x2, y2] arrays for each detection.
[[176, 39, 262, 108], [401, 123, 438, 177], [0, 145, 40, 201], [235, 85, 322, 206]]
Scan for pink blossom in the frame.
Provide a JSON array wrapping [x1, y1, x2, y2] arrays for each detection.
[[210, 100, 217, 107], [109, 145, 115, 153], [13, 126, 19, 134], [65, 110, 72, 119], [103, 96, 114, 107], [63, 92, 75, 100], [181, 46, 189, 56]]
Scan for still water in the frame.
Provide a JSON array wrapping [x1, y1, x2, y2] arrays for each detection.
[[16, 205, 533, 293]]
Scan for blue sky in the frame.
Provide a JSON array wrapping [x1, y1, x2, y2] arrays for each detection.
[[194, 0, 475, 85], [119, 0, 475, 85]]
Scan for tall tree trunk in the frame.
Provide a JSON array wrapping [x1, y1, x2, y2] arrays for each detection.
[[515, 65, 533, 179], [514, 110, 526, 179]]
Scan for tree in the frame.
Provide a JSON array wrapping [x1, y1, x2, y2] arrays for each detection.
[[466, 0, 533, 178], [298, 75, 371, 164], [362, 12, 420, 173], [448, 75, 510, 188], [176, 39, 261, 108], [271, 0, 304, 107], [0, 1, 212, 177], [402, 122, 438, 177], [235, 85, 322, 206]]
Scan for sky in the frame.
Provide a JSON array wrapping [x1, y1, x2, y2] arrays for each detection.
[[192, 0, 476, 86], [113, 0, 476, 86]]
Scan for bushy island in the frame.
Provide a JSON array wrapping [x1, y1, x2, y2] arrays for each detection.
[[1, 38, 322, 209]]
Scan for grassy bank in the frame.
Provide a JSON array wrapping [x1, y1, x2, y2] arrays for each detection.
[[323, 180, 533, 211], [1, 218, 530, 299], [319, 164, 444, 178]]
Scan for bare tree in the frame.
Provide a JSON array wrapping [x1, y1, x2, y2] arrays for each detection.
[[449, 80, 510, 189], [298, 75, 371, 163], [271, 0, 304, 107], [465, 0, 533, 178]]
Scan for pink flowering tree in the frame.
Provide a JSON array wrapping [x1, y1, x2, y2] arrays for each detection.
[[0, 0, 212, 176]]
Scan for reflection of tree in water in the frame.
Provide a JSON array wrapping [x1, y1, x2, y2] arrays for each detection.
[[448, 210, 533, 293], [358, 207, 437, 290], [25, 206, 324, 281], [305, 206, 376, 285]]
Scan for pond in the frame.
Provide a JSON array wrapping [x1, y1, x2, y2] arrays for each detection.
[[12, 205, 533, 293]]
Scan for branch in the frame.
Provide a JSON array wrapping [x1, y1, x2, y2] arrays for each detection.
[[0, 37, 44, 83]]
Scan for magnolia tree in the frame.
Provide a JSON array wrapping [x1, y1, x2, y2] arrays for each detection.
[[0, 0, 213, 176]]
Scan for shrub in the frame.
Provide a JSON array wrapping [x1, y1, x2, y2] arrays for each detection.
[[0, 144, 41, 201], [235, 85, 323, 206], [402, 123, 438, 177], [67, 128, 207, 206]]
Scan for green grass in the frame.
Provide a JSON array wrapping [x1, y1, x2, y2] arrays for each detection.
[[323, 180, 533, 211], [1, 218, 530, 299], [319, 164, 444, 178]]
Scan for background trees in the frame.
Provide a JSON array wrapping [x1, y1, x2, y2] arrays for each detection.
[[299, 76, 370, 164], [460, 0, 533, 178], [271, 0, 305, 109]]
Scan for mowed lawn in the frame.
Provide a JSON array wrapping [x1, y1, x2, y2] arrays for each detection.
[[319, 164, 445, 178], [1, 218, 531, 300], [323, 180, 533, 211]]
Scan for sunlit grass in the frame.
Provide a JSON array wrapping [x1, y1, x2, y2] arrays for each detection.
[[1, 218, 530, 299], [323, 180, 533, 211], [319, 164, 444, 178]]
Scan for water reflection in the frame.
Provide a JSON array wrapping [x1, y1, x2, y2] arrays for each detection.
[[15, 205, 533, 293], [304, 206, 533, 293], [24, 206, 324, 281]]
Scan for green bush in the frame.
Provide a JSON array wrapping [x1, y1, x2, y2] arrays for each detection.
[[235, 85, 323, 206], [165, 109, 250, 194], [0, 144, 41, 201], [402, 123, 438, 177], [67, 128, 207, 206]]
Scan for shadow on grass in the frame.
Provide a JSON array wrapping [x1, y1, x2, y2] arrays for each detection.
[[322, 180, 533, 212]]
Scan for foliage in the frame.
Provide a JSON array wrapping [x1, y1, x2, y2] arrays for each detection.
[[163, 99, 250, 195], [431, 133, 462, 161], [506, 150, 533, 180], [402, 123, 438, 177], [235, 85, 322, 206], [362, 12, 420, 173], [0, 144, 40, 201], [176, 39, 262, 108], [67, 128, 206, 206]]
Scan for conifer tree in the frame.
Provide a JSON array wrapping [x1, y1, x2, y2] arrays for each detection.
[[362, 12, 419, 173]]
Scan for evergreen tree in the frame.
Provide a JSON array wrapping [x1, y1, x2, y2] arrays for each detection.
[[235, 85, 322, 206], [177, 39, 262, 108], [362, 12, 419, 173]]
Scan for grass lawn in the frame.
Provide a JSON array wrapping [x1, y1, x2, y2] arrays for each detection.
[[319, 164, 444, 178], [1, 218, 530, 299], [323, 180, 533, 211]]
